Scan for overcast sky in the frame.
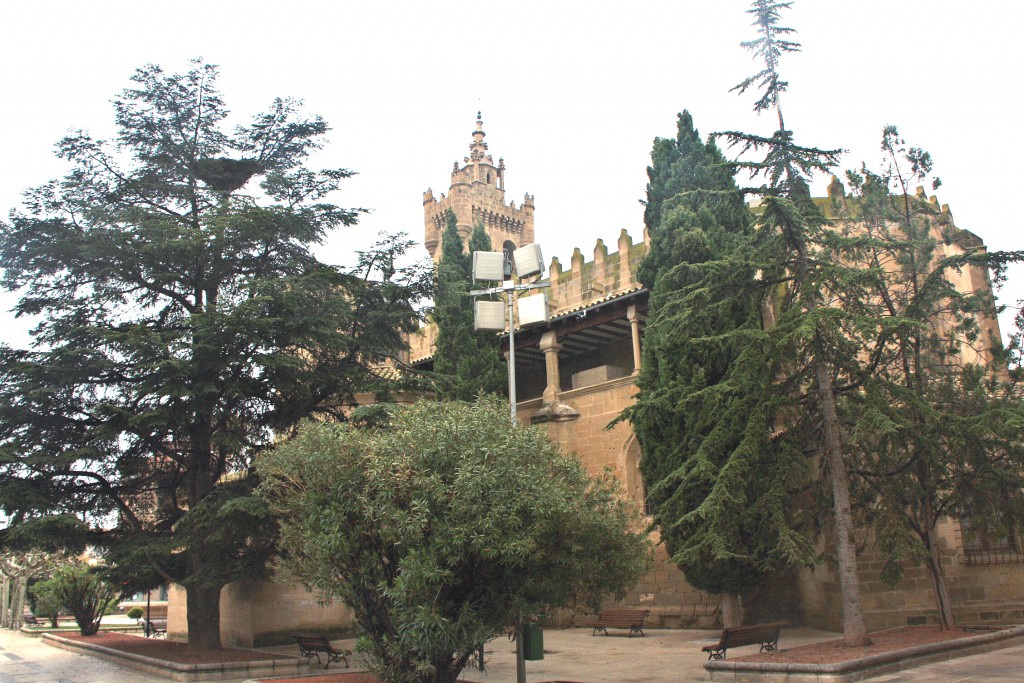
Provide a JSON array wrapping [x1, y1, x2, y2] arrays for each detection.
[[2, 1, 1022, 347]]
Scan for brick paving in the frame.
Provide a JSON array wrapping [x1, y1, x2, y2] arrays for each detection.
[[2, 624, 1022, 682]]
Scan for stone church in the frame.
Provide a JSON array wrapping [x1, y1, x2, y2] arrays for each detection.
[[168, 116, 1022, 647], [409, 115, 1023, 634]]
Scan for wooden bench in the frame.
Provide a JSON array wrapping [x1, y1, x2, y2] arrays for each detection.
[[138, 618, 167, 638], [702, 621, 788, 660], [22, 614, 40, 626], [294, 634, 350, 669], [587, 607, 650, 637]]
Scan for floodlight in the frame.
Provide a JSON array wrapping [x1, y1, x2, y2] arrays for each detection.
[[472, 251, 505, 282], [513, 243, 544, 279], [517, 292, 549, 328], [474, 300, 506, 332]]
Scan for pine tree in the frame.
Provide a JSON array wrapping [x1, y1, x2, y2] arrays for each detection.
[[840, 128, 1024, 629], [721, 0, 871, 645], [628, 111, 815, 627], [0, 61, 429, 650], [725, 3, 1024, 637], [432, 210, 507, 401]]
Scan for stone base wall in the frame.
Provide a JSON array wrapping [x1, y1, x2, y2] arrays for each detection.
[[626, 542, 720, 629], [166, 580, 354, 648], [798, 517, 1024, 631], [518, 377, 717, 628]]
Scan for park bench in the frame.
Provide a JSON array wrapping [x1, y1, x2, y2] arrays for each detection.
[[138, 617, 167, 638], [587, 607, 650, 637], [22, 614, 39, 626], [294, 634, 350, 669], [702, 620, 788, 660]]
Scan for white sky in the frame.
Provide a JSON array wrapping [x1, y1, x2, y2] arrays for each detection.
[[2, 0, 1022, 347]]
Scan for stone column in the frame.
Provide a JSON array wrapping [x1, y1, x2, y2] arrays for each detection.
[[628, 305, 642, 374], [539, 331, 562, 404]]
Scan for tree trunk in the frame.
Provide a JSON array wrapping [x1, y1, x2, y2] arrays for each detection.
[[1, 575, 10, 628], [185, 583, 223, 650], [11, 576, 27, 630], [924, 527, 955, 630], [720, 593, 744, 627], [515, 617, 526, 683], [814, 359, 872, 647]]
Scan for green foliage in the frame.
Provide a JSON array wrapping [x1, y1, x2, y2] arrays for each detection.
[[629, 110, 813, 595], [126, 606, 145, 620], [719, 0, 1023, 634], [29, 576, 64, 627], [0, 60, 430, 648], [47, 564, 118, 636], [258, 398, 651, 683], [431, 210, 507, 401], [839, 129, 1024, 624]]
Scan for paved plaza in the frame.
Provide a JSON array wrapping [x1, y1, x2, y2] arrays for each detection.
[[2, 624, 1023, 682]]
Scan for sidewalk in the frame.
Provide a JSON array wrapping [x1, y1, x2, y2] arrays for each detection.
[[455, 627, 852, 682], [0, 625, 168, 683], [3, 624, 1023, 682]]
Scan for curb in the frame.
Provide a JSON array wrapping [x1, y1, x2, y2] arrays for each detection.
[[43, 632, 311, 682], [705, 625, 1024, 682]]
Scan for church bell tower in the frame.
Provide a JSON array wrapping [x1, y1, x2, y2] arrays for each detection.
[[423, 113, 535, 261]]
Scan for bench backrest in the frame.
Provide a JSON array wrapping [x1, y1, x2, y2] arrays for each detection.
[[721, 621, 786, 648], [600, 608, 649, 618], [297, 634, 331, 648]]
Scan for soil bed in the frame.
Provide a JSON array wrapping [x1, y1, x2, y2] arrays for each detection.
[[251, 674, 471, 683], [734, 625, 986, 664], [59, 631, 293, 664], [256, 675, 380, 683]]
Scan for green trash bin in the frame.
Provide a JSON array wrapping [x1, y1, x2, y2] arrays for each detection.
[[523, 622, 544, 660]]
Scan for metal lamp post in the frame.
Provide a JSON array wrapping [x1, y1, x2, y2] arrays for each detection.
[[469, 243, 549, 683], [470, 243, 550, 424]]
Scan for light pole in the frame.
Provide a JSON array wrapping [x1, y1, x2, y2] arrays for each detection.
[[470, 243, 550, 424], [470, 243, 549, 683]]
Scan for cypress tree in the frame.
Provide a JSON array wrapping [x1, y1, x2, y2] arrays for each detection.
[[628, 111, 815, 627], [432, 210, 507, 401]]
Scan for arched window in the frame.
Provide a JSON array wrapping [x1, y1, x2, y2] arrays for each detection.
[[623, 437, 652, 516], [502, 240, 517, 279]]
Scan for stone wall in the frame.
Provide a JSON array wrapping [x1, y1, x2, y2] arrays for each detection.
[[798, 517, 1024, 630], [517, 376, 719, 628], [545, 230, 647, 315], [166, 580, 354, 647]]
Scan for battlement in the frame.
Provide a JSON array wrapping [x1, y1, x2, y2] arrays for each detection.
[[817, 177, 973, 245], [423, 186, 535, 259], [536, 228, 649, 318], [407, 228, 649, 365]]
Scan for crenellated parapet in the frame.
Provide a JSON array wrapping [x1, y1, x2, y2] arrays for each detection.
[[536, 228, 649, 317], [424, 114, 534, 260], [818, 177, 999, 367]]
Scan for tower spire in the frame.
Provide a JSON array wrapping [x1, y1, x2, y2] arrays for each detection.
[[468, 111, 490, 164], [423, 114, 534, 260]]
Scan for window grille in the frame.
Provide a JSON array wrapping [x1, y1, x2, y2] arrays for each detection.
[[958, 515, 1023, 565]]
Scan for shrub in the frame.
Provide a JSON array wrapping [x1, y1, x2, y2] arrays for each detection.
[[260, 398, 652, 683], [49, 564, 118, 635], [28, 577, 64, 628]]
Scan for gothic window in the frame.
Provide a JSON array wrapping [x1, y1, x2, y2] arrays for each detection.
[[502, 240, 517, 279], [624, 438, 653, 517], [958, 512, 1023, 565]]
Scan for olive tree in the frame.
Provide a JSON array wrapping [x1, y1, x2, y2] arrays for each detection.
[[258, 398, 651, 683]]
